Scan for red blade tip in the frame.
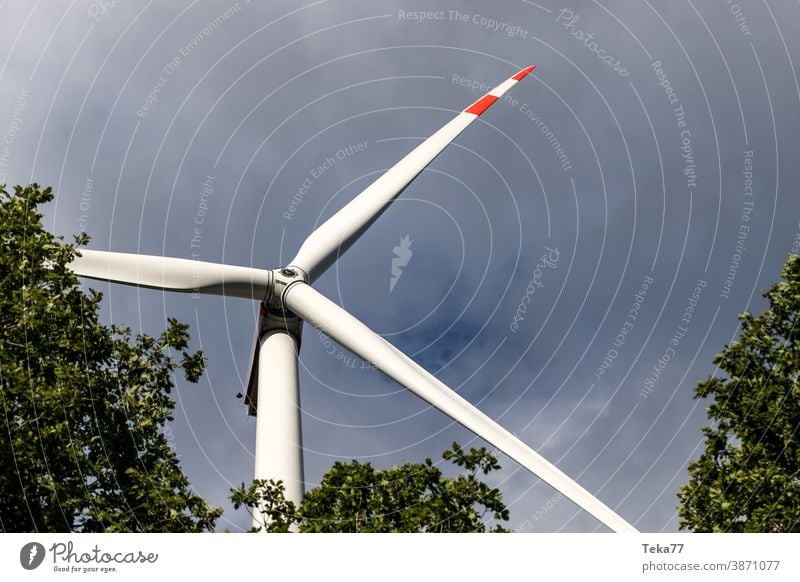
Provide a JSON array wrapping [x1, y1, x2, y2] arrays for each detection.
[[513, 65, 537, 80]]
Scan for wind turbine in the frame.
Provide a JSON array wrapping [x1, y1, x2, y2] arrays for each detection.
[[69, 65, 638, 533]]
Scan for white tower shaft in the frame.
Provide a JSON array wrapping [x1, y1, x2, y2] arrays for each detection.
[[252, 329, 304, 530]]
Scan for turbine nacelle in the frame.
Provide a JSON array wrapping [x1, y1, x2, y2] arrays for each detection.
[[244, 266, 308, 417]]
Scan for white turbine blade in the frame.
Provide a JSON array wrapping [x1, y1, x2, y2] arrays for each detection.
[[284, 282, 637, 533], [69, 249, 272, 300], [290, 65, 536, 282]]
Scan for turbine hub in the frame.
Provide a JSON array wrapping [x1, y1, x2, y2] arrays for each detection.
[[265, 265, 307, 312]]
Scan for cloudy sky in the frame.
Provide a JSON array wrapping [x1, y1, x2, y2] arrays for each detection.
[[2, 0, 799, 532]]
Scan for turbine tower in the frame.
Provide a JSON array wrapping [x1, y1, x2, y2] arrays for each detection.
[[68, 65, 638, 533]]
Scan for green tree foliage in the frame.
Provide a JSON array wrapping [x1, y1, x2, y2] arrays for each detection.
[[0, 184, 221, 532], [678, 255, 800, 532], [232, 442, 510, 532]]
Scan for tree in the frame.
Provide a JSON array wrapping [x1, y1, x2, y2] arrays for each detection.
[[231, 442, 510, 532], [678, 254, 800, 532], [0, 184, 221, 532]]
